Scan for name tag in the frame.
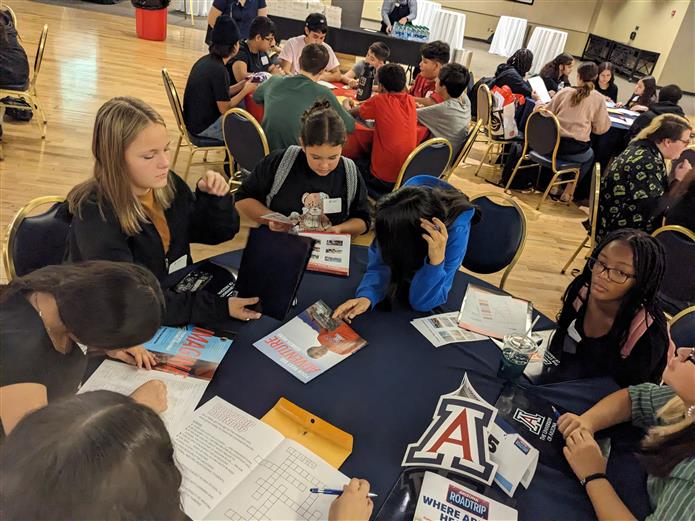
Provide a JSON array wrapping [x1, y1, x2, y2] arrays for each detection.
[[323, 197, 342, 214], [260, 55, 269, 65], [168, 255, 188, 274]]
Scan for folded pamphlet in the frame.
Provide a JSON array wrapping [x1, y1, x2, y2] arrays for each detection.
[[411, 312, 487, 347], [458, 285, 532, 339]]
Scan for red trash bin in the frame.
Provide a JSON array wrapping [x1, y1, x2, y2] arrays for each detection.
[[135, 7, 167, 41]]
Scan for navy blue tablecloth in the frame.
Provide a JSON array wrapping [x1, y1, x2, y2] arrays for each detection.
[[199, 246, 650, 521]]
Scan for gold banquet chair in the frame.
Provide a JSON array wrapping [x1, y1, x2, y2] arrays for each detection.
[[161, 68, 229, 181], [394, 137, 453, 190], [473, 83, 517, 177], [442, 119, 483, 181], [0, 23, 48, 139]]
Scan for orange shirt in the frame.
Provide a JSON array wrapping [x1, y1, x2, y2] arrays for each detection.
[[358, 92, 418, 183], [138, 190, 171, 253]]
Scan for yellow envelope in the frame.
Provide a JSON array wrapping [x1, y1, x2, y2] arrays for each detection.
[[261, 397, 353, 468]]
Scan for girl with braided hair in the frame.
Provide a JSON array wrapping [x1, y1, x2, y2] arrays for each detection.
[[492, 48, 535, 98], [548, 229, 674, 387]]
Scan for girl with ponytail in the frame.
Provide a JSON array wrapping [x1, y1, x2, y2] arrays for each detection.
[[534, 62, 611, 201]]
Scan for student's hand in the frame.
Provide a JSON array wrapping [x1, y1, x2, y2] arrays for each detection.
[[558, 413, 595, 439], [674, 159, 692, 181], [333, 297, 371, 323], [631, 104, 648, 112], [106, 345, 157, 370], [548, 90, 556, 98], [228, 296, 262, 321], [563, 429, 606, 481], [421, 217, 447, 266], [268, 220, 294, 232], [615, 102, 624, 108], [328, 478, 374, 521], [197, 170, 229, 196], [130, 380, 168, 413], [242, 81, 258, 95], [386, 24, 393, 34], [343, 98, 356, 110], [348, 78, 359, 89], [398, 17, 408, 24], [531, 90, 540, 102]]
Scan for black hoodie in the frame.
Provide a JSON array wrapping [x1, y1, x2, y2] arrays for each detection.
[[492, 63, 533, 98], [628, 101, 685, 139]]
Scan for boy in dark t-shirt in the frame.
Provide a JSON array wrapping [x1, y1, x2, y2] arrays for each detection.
[[231, 16, 280, 85]]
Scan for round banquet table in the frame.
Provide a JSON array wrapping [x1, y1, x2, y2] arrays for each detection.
[[244, 84, 430, 159], [526, 27, 568, 76], [489, 16, 528, 58], [189, 246, 650, 521]]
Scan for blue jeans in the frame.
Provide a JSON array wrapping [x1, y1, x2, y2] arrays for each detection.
[[197, 115, 223, 141]]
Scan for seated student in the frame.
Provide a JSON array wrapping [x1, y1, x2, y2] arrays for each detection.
[[334, 176, 477, 318], [628, 84, 686, 140], [231, 16, 280, 84], [278, 13, 341, 82], [595, 62, 618, 103], [597, 114, 693, 242], [409, 40, 450, 106], [417, 63, 472, 158], [235, 101, 369, 236], [618, 75, 657, 112], [344, 63, 417, 196], [183, 16, 256, 142], [548, 229, 673, 388], [534, 62, 611, 201], [253, 43, 355, 151], [558, 347, 695, 521], [340, 41, 390, 90], [65, 97, 261, 326], [492, 48, 534, 98], [539, 53, 574, 96], [0, 9, 30, 136], [666, 173, 695, 232], [0, 391, 374, 521], [0, 261, 167, 435]]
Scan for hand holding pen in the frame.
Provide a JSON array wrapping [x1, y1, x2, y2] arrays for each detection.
[[321, 478, 374, 521]]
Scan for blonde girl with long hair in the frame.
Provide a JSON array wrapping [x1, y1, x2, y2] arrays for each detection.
[[66, 97, 261, 326], [558, 346, 695, 521]]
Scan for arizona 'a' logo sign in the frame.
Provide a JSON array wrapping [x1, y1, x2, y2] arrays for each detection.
[[402, 397, 498, 485], [512, 409, 545, 436]]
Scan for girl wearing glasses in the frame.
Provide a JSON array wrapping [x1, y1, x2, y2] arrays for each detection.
[[549, 229, 674, 387], [556, 345, 695, 521]]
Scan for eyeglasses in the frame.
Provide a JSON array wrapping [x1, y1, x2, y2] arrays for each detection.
[[587, 257, 635, 284], [675, 347, 695, 365], [676, 138, 692, 146]]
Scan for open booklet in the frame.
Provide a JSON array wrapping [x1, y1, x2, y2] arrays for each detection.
[[175, 396, 349, 521], [300, 232, 351, 276], [458, 285, 533, 339]]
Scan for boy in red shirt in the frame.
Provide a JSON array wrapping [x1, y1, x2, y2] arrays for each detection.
[[409, 40, 450, 107], [345, 64, 418, 197]]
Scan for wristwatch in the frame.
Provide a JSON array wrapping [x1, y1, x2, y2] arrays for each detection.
[[580, 473, 608, 487]]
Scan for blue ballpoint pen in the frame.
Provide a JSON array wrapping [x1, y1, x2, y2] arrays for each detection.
[[310, 487, 378, 498]]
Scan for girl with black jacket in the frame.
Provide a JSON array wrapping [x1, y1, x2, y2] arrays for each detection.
[[66, 97, 261, 326]]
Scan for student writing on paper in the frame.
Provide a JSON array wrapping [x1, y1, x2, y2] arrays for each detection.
[[0, 262, 168, 435], [557, 346, 695, 521], [0, 391, 374, 521], [548, 230, 674, 387], [236, 101, 370, 236], [64, 97, 261, 326], [334, 176, 477, 320]]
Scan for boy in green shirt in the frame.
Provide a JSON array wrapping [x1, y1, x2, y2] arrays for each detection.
[[252, 43, 355, 151]]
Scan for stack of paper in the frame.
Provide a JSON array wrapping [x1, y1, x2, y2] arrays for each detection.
[[411, 312, 487, 347], [458, 285, 532, 339]]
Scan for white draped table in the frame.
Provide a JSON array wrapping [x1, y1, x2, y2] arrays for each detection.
[[173, 0, 212, 17], [413, 0, 441, 40], [429, 9, 465, 49], [526, 26, 568, 75], [488, 16, 527, 57]]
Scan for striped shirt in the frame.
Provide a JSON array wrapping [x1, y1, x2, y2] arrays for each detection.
[[628, 383, 695, 521]]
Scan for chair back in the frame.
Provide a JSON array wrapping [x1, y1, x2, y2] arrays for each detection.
[[3, 196, 69, 280], [524, 108, 560, 159], [161, 68, 188, 138], [652, 225, 695, 305], [669, 306, 695, 347], [403, 174, 454, 190], [1, 5, 18, 29], [29, 24, 48, 91], [394, 138, 452, 190], [222, 108, 269, 173], [476, 83, 492, 127], [461, 192, 526, 289], [588, 163, 601, 250], [442, 119, 483, 180]]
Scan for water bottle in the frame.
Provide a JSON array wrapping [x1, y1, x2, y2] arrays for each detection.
[[356, 63, 375, 101]]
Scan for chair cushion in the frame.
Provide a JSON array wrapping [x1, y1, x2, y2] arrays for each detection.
[[0, 83, 29, 92], [188, 132, 224, 148], [528, 151, 581, 170]]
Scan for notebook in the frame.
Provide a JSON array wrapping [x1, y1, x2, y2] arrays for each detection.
[[234, 227, 315, 320]]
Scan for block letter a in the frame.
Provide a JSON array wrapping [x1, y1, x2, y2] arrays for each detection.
[[427, 409, 472, 461]]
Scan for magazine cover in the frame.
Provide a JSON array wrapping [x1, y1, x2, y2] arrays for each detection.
[[299, 232, 351, 276], [253, 300, 367, 383], [144, 326, 233, 381], [413, 471, 517, 521]]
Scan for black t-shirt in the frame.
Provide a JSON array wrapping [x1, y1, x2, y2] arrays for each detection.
[[183, 54, 231, 136], [0, 292, 87, 402], [236, 148, 371, 230], [232, 40, 270, 81], [596, 82, 618, 103]]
